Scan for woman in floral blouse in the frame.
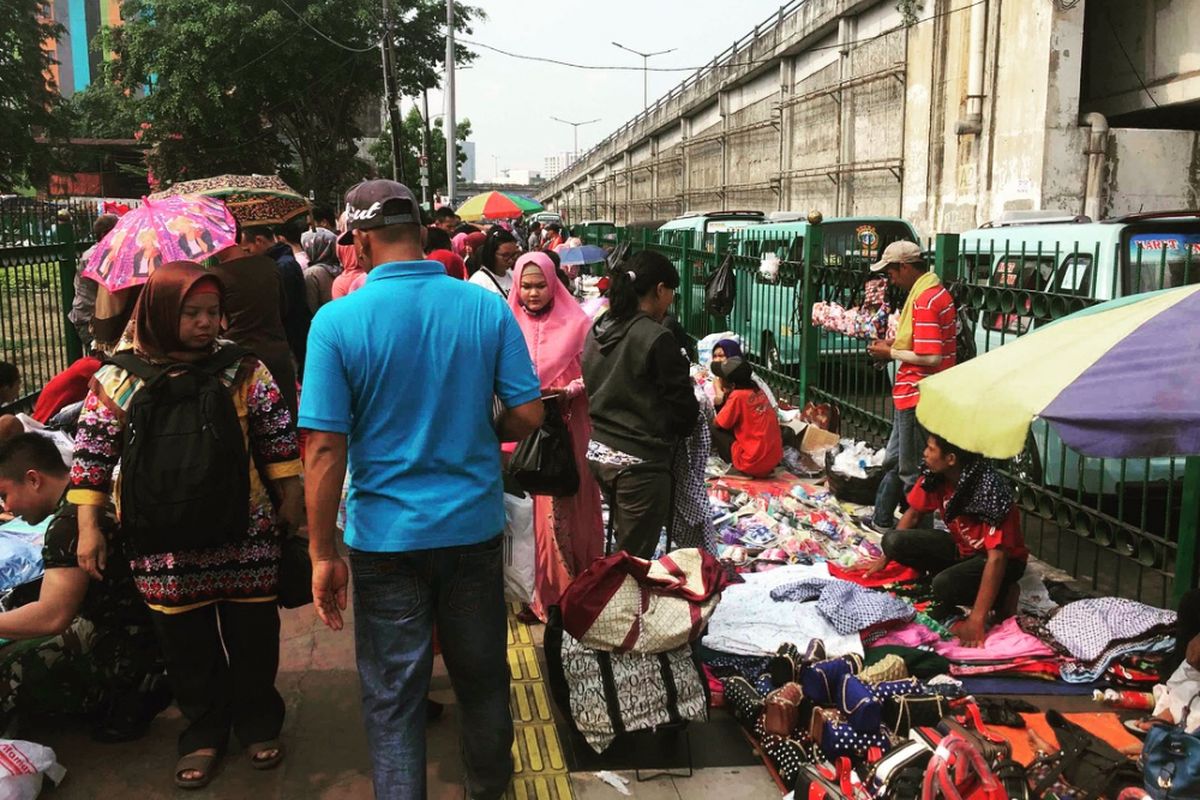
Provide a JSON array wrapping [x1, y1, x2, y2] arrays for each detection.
[[69, 262, 303, 790]]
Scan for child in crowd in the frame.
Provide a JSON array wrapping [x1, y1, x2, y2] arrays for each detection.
[[710, 357, 783, 479], [0, 361, 19, 406], [863, 434, 1028, 647]]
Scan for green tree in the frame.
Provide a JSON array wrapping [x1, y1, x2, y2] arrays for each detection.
[[108, 0, 479, 201], [63, 81, 145, 140], [0, 3, 65, 190], [369, 109, 472, 197]]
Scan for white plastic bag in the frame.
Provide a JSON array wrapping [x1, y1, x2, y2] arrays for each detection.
[[503, 492, 535, 604], [0, 739, 65, 800]]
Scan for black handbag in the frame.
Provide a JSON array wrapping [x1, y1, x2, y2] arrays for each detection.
[[277, 535, 313, 609], [506, 400, 579, 497], [705, 252, 736, 317]]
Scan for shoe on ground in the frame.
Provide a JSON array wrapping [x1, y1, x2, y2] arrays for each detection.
[[855, 513, 893, 535]]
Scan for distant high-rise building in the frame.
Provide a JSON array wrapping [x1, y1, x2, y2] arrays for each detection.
[[544, 153, 572, 180], [461, 141, 476, 183], [494, 169, 543, 186]]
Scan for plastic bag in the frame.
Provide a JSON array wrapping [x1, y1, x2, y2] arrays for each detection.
[[0, 739, 65, 800], [503, 492, 535, 604], [705, 252, 736, 317]]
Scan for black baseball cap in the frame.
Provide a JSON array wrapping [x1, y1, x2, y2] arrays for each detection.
[[711, 356, 752, 385], [337, 179, 421, 245]]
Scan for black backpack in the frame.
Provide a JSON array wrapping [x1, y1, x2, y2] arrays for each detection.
[[955, 303, 978, 364], [705, 252, 736, 317], [110, 345, 251, 555]]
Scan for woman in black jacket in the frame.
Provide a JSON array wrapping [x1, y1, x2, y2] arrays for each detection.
[[582, 251, 699, 558]]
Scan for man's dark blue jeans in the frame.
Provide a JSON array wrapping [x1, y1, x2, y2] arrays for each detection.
[[873, 407, 928, 528], [349, 534, 514, 800]]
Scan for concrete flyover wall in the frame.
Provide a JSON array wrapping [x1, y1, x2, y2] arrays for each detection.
[[538, 0, 1200, 231]]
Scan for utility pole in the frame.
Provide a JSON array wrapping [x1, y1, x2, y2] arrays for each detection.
[[550, 116, 600, 165], [420, 88, 433, 209], [444, 0, 457, 206], [381, 0, 405, 182], [612, 42, 676, 110]]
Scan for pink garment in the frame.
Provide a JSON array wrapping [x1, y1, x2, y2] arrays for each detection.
[[869, 621, 941, 649], [452, 233, 469, 257], [507, 253, 593, 388], [331, 243, 362, 299], [529, 388, 605, 621], [932, 617, 1057, 663], [506, 252, 603, 620]]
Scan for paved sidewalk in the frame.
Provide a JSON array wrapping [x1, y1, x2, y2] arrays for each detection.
[[24, 601, 780, 799]]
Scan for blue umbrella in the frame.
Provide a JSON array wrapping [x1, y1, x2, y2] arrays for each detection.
[[557, 245, 609, 266]]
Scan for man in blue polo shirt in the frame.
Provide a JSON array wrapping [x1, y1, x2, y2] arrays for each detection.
[[300, 180, 543, 800]]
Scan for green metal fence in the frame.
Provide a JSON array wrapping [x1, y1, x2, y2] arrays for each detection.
[[0, 200, 99, 414], [589, 222, 1200, 607]]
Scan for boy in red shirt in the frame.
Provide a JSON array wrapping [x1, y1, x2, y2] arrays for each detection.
[[711, 357, 782, 479], [863, 434, 1027, 646]]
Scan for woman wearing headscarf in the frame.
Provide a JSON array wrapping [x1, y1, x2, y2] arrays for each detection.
[[69, 262, 303, 790], [710, 337, 778, 410], [331, 241, 365, 299], [300, 228, 341, 314], [507, 253, 604, 620]]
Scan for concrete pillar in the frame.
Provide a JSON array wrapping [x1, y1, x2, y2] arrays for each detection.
[[719, 89, 730, 210], [649, 138, 659, 221], [778, 57, 795, 212], [837, 15, 856, 216], [680, 117, 691, 215], [623, 151, 633, 225]]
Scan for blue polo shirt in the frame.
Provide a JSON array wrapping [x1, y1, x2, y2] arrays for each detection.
[[298, 259, 540, 552]]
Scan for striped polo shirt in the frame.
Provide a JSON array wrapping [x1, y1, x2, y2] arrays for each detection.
[[893, 285, 957, 410]]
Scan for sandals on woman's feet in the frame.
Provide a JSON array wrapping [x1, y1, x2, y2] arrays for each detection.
[[175, 750, 220, 789], [247, 739, 284, 771]]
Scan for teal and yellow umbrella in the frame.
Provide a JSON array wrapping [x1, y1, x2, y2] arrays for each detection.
[[917, 285, 1200, 460]]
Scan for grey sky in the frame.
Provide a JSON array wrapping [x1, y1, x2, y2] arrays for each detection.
[[409, 0, 790, 181]]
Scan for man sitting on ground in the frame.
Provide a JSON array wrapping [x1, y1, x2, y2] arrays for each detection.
[[861, 433, 1027, 647], [0, 434, 167, 740]]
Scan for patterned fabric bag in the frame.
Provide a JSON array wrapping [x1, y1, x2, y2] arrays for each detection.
[[544, 608, 708, 753], [859, 654, 909, 685], [559, 548, 732, 654]]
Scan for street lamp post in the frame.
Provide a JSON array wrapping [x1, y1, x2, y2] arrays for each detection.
[[612, 42, 676, 110], [550, 116, 600, 165]]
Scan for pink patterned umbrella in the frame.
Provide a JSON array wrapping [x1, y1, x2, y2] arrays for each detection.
[[82, 194, 237, 292]]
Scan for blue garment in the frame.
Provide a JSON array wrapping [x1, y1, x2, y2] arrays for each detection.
[[770, 577, 914, 635], [873, 407, 927, 527], [350, 537, 513, 799], [0, 526, 46, 591], [299, 259, 541, 553]]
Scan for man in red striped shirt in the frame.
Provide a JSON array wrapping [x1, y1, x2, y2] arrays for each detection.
[[864, 241, 957, 531]]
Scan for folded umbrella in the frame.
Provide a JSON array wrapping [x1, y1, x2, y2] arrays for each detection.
[[916, 284, 1200, 459], [81, 194, 237, 293]]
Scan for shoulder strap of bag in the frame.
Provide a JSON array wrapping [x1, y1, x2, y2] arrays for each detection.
[[108, 352, 161, 383], [197, 344, 250, 376], [481, 269, 509, 298]]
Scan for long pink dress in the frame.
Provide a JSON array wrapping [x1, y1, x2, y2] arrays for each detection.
[[508, 253, 604, 620]]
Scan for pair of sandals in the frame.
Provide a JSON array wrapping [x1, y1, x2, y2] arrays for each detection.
[[174, 740, 283, 790]]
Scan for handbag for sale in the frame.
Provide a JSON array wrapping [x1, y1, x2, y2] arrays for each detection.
[[868, 737, 934, 800], [1142, 721, 1200, 800], [1026, 710, 1141, 799], [276, 534, 312, 609], [506, 400, 579, 496], [886, 694, 949, 738], [795, 757, 870, 799], [810, 707, 891, 761], [839, 675, 882, 733], [764, 683, 804, 737], [936, 704, 1012, 765], [802, 655, 864, 707], [723, 676, 765, 727], [768, 640, 826, 687], [870, 677, 925, 702], [544, 607, 708, 754], [859, 654, 909, 685], [559, 547, 732, 655], [921, 733, 1007, 800]]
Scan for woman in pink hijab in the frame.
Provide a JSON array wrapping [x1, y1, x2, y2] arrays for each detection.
[[508, 252, 604, 622]]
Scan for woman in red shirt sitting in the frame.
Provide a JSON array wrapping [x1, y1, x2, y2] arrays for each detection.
[[863, 433, 1028, 647], [710, 357, 782, 479]]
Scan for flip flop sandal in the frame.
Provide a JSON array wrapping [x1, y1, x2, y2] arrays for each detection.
[[247, 740, 284, 771], [174, 751, 219, 790]]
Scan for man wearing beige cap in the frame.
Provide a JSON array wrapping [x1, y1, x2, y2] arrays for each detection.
[[862, 240, 957, 531]]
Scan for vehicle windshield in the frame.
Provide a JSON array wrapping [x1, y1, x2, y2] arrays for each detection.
[[1124, 227, 1200, 295], [821, 221, 917, 267]]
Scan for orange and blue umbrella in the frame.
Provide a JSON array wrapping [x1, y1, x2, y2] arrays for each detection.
[[82, 194, 237, 292], [917, 284, 1200, 459]]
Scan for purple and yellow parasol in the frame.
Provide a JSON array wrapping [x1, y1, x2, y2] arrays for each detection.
[[916, 284, 1200, 459]]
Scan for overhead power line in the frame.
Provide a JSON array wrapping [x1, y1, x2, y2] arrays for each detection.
[[274, 0, 380, 53]]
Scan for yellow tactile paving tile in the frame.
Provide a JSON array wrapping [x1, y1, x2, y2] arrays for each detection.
[[505, 610, 573, 800]]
